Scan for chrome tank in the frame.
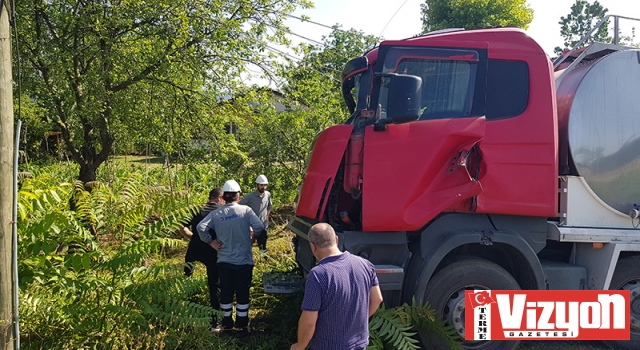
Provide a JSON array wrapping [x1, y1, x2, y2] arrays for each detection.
[[557, 49, 640, 214]]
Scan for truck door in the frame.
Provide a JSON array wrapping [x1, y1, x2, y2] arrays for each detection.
[[361, 46, 487, 232]]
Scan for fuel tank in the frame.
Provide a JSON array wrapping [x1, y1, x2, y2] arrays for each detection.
[[557, 48, 640, 214]]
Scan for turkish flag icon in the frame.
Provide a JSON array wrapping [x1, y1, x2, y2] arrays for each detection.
[[469, 291, 497, 308]]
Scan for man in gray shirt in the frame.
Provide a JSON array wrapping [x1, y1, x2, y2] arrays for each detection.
[[239, 174, 272, 252], [197, 179, 264, 331]]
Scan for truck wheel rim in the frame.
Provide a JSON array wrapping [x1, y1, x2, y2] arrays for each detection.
[[621, 279, 640, 333], [444, 285, 486, 346]]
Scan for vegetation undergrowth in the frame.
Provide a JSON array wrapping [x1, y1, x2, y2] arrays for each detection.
[[17, 163, 460, 350]]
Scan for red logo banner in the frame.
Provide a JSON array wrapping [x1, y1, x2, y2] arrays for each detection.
[[465, 290, 630, 341]]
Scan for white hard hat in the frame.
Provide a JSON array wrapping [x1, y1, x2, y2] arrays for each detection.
[[256, 174, 268, 184], [222, 180, 242, 193]]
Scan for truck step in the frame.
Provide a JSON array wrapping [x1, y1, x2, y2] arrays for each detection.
[[374, 265, 404, 291]]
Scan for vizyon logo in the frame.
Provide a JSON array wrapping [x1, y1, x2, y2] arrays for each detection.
[[465, 290, 630, 341]]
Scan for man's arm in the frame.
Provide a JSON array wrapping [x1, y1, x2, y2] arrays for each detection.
[[369, 285, 383, 317], [290, 310, 318, 350], [247, 208, 265, 235]]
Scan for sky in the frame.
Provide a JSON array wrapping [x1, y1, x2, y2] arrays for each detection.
[[284, 0, 640, 57]]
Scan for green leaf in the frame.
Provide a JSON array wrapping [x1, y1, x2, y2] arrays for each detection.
[[72, 255, 82, 271], [81, 254, 91, 269]]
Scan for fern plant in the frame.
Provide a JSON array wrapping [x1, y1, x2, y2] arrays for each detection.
[[17, 173, 218, 349], [368, 300, 463, 350]]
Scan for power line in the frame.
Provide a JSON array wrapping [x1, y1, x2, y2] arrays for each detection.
[[264, 45, 342, 83], [280, 12, 346, 32], [265, 45, 302, 61], [283, 28, 325, 47], [379, 0, 410, 38], [257, 20, 327, 47]]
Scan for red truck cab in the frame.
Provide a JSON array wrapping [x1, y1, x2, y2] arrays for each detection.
[[296, 28, 557, 230], [288, 26, 640, 350]]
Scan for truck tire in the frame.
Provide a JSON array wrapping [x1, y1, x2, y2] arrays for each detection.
[[420, 257, 521, 350], [604, 255, 640, 350]]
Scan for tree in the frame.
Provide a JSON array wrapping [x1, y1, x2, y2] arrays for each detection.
[[16, 0, 310, 182], [420, 0, 533, 34], [219, 27, 379, 203], [554, 0, 609, 55], [278, 27, 378, 117]]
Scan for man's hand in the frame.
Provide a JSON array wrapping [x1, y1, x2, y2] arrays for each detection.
[[290, 343, 303, 350], [180, 227, 193, 239], [209, 240, 222, 251]]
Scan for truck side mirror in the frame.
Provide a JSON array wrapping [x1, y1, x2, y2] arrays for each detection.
[[386, 74, 422, 124]]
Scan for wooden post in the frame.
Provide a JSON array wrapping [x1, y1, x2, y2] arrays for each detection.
[[0, 0, 14, 347]]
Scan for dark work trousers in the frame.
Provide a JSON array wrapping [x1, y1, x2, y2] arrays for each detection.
[[256, 228, 268, 250], [184, 242, 220, 323], [218, 262, 254, 329]]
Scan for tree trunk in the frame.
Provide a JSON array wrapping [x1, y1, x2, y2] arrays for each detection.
[[79, 163, 98, 184]]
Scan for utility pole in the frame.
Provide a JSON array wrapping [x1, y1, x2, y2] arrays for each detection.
[[0, 0, 14, 346]]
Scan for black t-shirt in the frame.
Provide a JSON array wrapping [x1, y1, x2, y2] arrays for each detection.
[[189, 202, 220, 244]]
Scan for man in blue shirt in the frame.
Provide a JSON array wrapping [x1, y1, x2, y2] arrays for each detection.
[[291, 223, 383, 350]]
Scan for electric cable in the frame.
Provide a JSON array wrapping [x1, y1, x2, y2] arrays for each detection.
[[278, 11, 346, 32], [260, 21, 326, 47], [379, 0, 410, 38], [263, 46, 341, 84], [265, 45, 302, 61]]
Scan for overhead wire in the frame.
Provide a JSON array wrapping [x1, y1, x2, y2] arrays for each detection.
[[379, 0, 410, 38], [277, 11, 346, 32], [249, 11, 352, 87], [264, 46, 342, 84], [284, 30, 325, 47], [260, 21, 326, 47], [265, 45, 302, 61]]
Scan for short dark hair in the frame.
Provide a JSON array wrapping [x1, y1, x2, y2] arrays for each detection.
[[209, 188, 222, 200], [223, 192, 239, 203], [308, 223, 336, 249]]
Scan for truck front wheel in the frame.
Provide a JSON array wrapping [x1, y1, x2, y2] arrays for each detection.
[[604, 255, 640, 350], [420, 257, 521, 350]]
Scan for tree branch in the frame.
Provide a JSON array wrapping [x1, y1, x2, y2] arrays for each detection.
[[109, 37, 202, 92]]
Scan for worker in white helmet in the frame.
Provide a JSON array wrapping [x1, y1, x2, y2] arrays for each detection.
[[239, 174, 272, 252], [197, 179, 264, 332]]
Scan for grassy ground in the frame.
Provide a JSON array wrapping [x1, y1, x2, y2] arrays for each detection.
[[112, 154, 166, 168]]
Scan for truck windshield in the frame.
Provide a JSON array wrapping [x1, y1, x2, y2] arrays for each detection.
[[378, 48, 479, 120]]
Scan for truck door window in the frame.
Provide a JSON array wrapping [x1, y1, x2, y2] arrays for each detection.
[[486, 59, 529, 119], [379, 48, 479, 121]]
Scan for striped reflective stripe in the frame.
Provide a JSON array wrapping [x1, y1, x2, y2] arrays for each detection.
[[221, 303, 233, 317], [236, 303, 249, 317]]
